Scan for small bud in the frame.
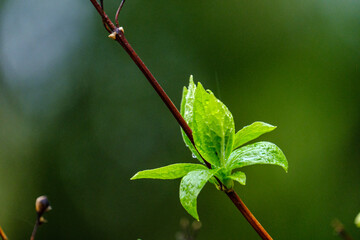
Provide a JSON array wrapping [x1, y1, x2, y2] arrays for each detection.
[[108, 32, 117, 40], [39, 216, 47, 224], [35, 196, 51, 215], [108, 27, 125, 40]]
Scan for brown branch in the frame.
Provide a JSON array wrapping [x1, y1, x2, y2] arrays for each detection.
[[332, 219, 353, 240], [30, 219, 40, 240], [89, 1, 273, 239], [226, 190, 272, 239], [0, 225, 8, 240]]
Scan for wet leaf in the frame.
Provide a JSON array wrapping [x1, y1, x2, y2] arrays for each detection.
[[192, 82, 235, 167], [233, 121, 276, 150], [179, 169, 218, 220], [131, 163, 207, 180], [227, 141, 287, 172], [227, 171, 246, 185], [180, 76, 203, 162]]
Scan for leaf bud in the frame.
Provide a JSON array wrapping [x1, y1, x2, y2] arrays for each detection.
[[35, 196, 51, 215]]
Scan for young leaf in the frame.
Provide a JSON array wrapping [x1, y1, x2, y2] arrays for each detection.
[[233, 122, 276, 150], [180, 169, 218, 220], [131, 163, 207, 180], [192, 83, 235, 167], [227, 141, 288, 172], [355, 212, 360, 228], [227, 171, 246, 185], [180, 76, 203, 162]]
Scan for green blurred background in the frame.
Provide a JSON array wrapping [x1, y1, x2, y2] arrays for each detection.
[[0, 0, 359, 239]]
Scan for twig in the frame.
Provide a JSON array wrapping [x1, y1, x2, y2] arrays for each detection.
[[89, 1, 273, 239], [115, 0, 126, 27], [226, 190, 272, 239], [332, 219, 353, 240], [30, 196, 51, 240], [0, 225, 8, 240], [30, 219, 40, 240]]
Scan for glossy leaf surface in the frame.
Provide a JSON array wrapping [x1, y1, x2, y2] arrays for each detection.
[[233, 121, 276, 150], [192, 83, 235, 167], [227, 141, 288, 172], [180, 76, 203, 162], [227, 171, 246, 185], [131, 163, 207, 180], [179, 169, 218, 220]]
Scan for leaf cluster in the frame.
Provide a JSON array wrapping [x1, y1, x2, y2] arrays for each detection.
[[132, 76, 288, 220]]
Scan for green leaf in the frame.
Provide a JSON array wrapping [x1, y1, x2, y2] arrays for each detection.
[[355, 212, 360, 228], [227, 171, 246, 185], [180, 76, 203, 162], [179, 169, 218, 220], [227, 141, 288, 172], [131, 163, 207, 180], [192, 82, 235, 167], [233, 121, 276, 150]]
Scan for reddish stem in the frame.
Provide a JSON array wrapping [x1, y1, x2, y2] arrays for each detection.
[[115, 34, 196, 148], [226, 190, 272, 240], [0, 225, 8, 240], [89, 1, 273, 239], [30, 218, 40, 240]]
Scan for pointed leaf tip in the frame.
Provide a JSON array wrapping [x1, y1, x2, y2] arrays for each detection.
[[130, 173, 138, 180]]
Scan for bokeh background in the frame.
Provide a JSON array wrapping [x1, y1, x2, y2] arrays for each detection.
[[0, 0, 359, 239]]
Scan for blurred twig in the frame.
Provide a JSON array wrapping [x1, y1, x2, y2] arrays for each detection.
[[332, 219, 353, 240], [0, 225, 8, 240], [175, 218, 202, 240], [89, 1, 274, 239], [30, 196, 51, 240]]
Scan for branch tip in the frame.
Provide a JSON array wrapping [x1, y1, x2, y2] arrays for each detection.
[[115, 0, 126, 27]]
